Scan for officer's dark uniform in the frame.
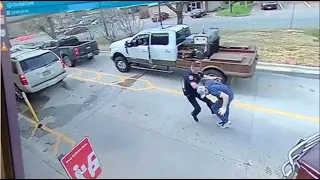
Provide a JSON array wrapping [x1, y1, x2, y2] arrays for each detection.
[[183, 70, 214, 121]]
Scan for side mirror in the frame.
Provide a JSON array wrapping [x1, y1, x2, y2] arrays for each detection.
[[125, 40, 134, 48]]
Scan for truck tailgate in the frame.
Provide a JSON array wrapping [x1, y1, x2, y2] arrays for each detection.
[[76, 41, 98, 56]]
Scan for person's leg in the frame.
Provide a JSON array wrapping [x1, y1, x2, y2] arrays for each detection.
[[196, 94, 214, 114], [211, 99, 228, 122], [187, 95, 201, 122]]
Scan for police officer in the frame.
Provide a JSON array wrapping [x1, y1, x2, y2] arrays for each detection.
[[197, 79, 234, 129], [183, 61, 214, 122]]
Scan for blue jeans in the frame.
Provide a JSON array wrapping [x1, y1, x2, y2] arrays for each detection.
[[211, 98, 232, 123]]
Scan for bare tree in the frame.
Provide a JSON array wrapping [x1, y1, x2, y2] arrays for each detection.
[[94, 9, 118, 43], [84, 26, 95, 40], [51, 13, 69, 28], [114, 8, 146, 37], [94, 8, 146, 43], [165, 2, 186, 24], [228, 1, 233, 13], [19, 16, 58, 39]]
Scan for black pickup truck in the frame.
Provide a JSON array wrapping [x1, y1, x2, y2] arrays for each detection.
[[40, 36, 99, 67]]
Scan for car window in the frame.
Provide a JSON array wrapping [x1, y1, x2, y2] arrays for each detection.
[[49, 41, 57, 47], [11, 62, 18, 74], [132, 34, 150, 45], [19, 52, 59, 73], [151, 33, 169, 45], [176, 27, 191, 44]]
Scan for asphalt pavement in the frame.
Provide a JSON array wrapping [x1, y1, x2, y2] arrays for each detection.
[[18, 53, 319, 178]]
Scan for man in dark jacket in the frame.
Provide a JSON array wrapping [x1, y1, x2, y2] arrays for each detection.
[[183, 61, 214, 122]]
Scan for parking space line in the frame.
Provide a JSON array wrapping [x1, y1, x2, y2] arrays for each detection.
[[303, 1, 311, 8], [18, 113, 76, 156], [67, 68, 319, 123], [278, 2, 284, 9]]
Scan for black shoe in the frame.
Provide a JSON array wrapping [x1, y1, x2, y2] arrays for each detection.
[[191, 112, 199, 122]]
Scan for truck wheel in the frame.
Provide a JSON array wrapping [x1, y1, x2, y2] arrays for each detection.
[[203, 69, 228, 84], [115, 56, 131, 72], [63, 55, 75, 67]]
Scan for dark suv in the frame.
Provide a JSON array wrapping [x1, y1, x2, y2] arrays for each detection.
[[190, 9, 207, 18], [261, 1, 278, 10]]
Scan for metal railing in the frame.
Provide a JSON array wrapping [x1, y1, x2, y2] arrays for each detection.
[[281, 132, 320, 179]]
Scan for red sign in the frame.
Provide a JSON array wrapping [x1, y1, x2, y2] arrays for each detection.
[[14, 34, 33, 42], [60, 137, 102, 179]]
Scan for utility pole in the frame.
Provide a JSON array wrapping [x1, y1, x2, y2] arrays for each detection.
[[289, 2, 296, 29], [158, 1, 163, 28]]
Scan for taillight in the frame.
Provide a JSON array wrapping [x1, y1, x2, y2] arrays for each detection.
[[59, 59, 66, 69], [74, 48, 79, 56], [19, 75, 28, 86]]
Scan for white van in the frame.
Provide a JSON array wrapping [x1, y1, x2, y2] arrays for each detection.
[[11, 48, 68, 98]]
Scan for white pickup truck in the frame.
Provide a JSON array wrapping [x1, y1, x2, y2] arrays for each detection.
[[110, 25, 259, 83]]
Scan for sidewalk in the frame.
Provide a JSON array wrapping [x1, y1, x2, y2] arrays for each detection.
[[21, 137, 67, 179]]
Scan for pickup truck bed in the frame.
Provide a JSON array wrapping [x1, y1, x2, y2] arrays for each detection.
[[176, 44, 258, 78]]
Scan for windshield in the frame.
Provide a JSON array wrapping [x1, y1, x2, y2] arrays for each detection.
[[19, 52, 59, 73]]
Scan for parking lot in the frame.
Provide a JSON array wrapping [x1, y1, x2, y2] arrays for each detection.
[[17, 52, 319, 178]]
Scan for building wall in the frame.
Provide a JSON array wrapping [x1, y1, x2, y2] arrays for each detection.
[[207, 1, 222, 12], [148, 3, 187, 17]]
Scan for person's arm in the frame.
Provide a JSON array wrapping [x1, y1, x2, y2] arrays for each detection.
[[219, 92, 229, 108], [187, 74, 199, 90], [190, 82, 199, 89]]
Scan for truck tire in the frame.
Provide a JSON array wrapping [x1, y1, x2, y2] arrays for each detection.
[[114, 56, 131, 72], [203, 68, 228, 84], [62, 55, 75, 67]]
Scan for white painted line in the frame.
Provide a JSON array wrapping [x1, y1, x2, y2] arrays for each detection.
[[278, 2, 284, 10], [303, 1, 311, 8]]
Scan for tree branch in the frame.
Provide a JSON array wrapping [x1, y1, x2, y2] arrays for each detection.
[[165, 4, 178, 13]]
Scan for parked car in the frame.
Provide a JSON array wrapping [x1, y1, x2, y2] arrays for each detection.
[[151, 12, 169, 22], [10, 48, 67, 99], [190, 9, 207, 18], [40, 36, 100, 67], [63, 26, 89, 36], [281, 133, 319, 179], [261, 1, 278, 10]]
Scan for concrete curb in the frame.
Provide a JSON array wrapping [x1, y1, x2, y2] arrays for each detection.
[[21, 137, 68, 178], [256, 62, 319, 79], [98, 51, 319, 78]]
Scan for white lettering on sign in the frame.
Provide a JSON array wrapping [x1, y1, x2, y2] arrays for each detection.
[[65, 142, 88, 164], [5, 1, 35, 9], [9, 9, 29, 15]]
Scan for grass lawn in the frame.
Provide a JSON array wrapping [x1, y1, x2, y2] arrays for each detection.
[[220, 28, 320, 67], [303, 28, 320, 40], [216, 2, 253, 17]]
